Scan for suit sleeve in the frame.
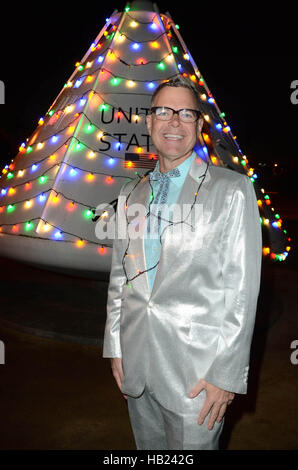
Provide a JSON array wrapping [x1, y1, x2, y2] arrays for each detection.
[[203, 174, 262, 394], [102, 183, 129, 358]]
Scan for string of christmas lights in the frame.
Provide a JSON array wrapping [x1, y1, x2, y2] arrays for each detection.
[[0, 5, 291, 264], [0, 215, 111, 252]]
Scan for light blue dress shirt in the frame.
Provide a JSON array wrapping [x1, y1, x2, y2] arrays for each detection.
[[145, 151, 196, 292]]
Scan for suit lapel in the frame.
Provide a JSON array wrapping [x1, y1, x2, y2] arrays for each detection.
[[125, 174, 151, 296]]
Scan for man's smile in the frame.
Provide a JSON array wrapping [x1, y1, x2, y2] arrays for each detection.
[[163, 134, 184, 140]]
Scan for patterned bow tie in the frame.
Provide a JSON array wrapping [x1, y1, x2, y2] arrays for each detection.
[[149, 167, 181, 182], [148, 167, 181, 236]]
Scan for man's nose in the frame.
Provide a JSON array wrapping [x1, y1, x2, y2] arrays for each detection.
[[169, 113, 181, 126]]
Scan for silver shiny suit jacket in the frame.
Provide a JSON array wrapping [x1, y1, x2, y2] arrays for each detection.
[[103, 153, 262, 413]]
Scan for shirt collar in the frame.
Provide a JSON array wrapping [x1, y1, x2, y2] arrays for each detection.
[[153, 151, 196, 186]]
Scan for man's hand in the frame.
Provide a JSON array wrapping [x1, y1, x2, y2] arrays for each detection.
[[110, 358, 127, 399], [189, 379, 234, 430]]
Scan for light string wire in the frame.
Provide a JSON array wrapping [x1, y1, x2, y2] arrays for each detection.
[[0, 215, 112, 248], [0, 178, 120, 213], [124, 11, 160, 25], [121, 161, 210, 284], [2, 147, 134, 192]]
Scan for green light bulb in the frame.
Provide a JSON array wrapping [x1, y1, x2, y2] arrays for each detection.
[[25, 221, 33, 231], [111, 77, 120, 86], [39, 175, 48, 184], [86, 124, 94, 133], [84, 209, 93, 219]]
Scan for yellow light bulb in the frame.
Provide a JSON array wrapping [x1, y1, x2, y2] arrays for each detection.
[[116, 33, 125, 42], [25, 200, 33, 209], [108, 51, 116, 61], [65, 105, 74, 114]]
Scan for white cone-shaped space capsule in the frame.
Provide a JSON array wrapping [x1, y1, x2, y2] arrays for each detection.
[[0, 0, 290, 275]]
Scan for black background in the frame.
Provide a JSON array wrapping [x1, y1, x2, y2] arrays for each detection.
[[0, 1, 297, 194]]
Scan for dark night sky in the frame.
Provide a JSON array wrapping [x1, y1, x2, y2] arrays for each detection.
[[1, 1, 297, 190]]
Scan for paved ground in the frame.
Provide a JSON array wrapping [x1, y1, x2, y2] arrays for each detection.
[[0, 216, 297, 451]]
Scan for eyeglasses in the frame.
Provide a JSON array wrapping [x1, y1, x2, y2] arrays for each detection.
[[150, 106, 201, 123]]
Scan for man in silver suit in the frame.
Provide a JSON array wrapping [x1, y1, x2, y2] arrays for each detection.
[[103, 77, 262, 450]]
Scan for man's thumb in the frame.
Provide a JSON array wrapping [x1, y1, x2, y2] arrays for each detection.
[[188, 379, 206, 398]]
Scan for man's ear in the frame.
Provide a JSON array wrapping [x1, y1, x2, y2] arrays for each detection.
[[146, 113, 152, 136]]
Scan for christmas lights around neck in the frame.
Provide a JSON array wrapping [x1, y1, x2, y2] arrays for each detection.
[[122, 161, 210, 286]]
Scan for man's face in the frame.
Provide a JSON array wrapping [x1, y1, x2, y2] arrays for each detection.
[[146, 86, 203, 167]]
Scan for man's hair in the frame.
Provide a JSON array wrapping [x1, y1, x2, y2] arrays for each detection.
[[151, 76, 201, 111]]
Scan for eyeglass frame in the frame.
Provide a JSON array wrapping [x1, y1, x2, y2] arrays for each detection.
[[150, 106, 202, 123]]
